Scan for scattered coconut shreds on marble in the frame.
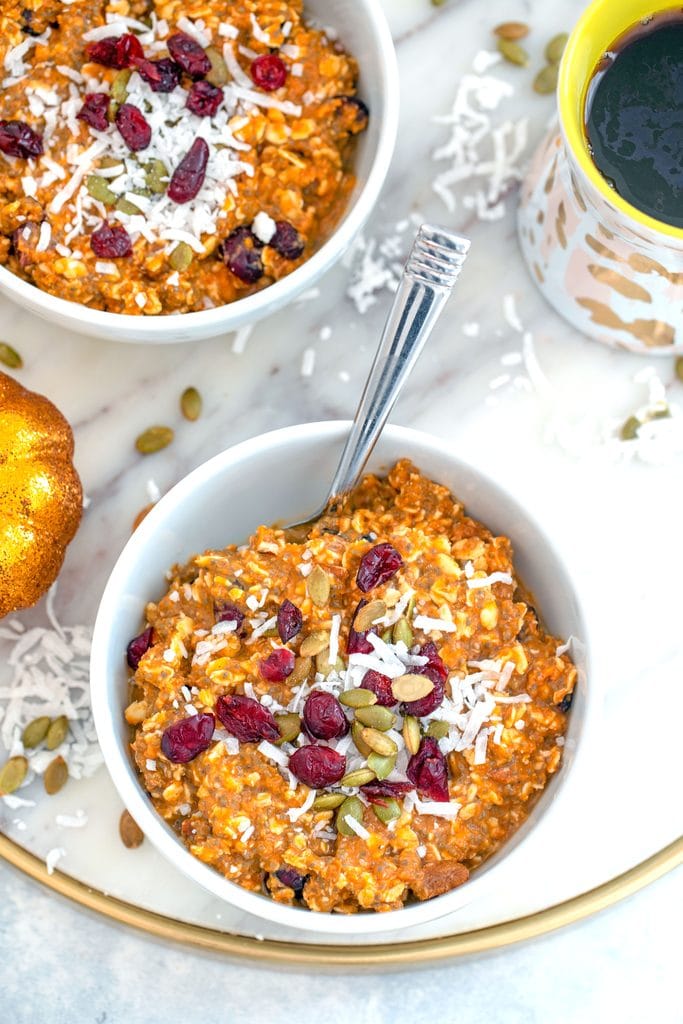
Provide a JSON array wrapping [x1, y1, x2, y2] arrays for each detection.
[[45, 846, 66, 875], [0, 586, 102, 803]]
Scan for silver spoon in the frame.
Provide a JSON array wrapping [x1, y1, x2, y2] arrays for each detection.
[[286, 224, 470, 531]]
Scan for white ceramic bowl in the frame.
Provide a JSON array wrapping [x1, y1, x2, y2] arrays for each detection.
[[91, 422, 590, 935], [0, 2, 398, 344]]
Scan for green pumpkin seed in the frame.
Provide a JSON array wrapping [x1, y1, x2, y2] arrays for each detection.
[[144, 159, 169, 195], [426, 719, 450, 739], [0, 342, 23, 369], [46, 715, 69, 751], [170, 241, 194, 272], [0, 756, 28, 795], [315, 649, 345, 676], [299, 631, 329, 657], [116, 195, 143, 216], [494, 21, 530, 40], [367, 752, 396, 780], [360, 727, 397, 757], [381, 628, 393, 643], [85, 175, 116, 205], [288, 655, 312, 686], [403, 715, 421, 756], [354, 705, 396, 731], [340, 767, 376, 788], [107, 100, 119, 123], [533, 64, 559, 95], [205, 45, 229, 86], [274, 712, 300, 745], [352, 720, 372, 757], [675, 356, 683, 383], [339, 688, 377, 708], [392, 617, 413, 647], [650, 404, 671, 421], [44, 755, 68, 795], [119, 809, 145, 848], [100, 156, 124, 171], [22, 716, 51, 749], [372, 797, 401, 824], [545, 32, 569, 64], [620, 415, 641, 442], [111, 68, 132, 104], [180, 386, 202, 421], [136, 425, 174, 454], [391, 674, 435, 703], [335, 795, 365, 836], [306, 566, 331, 607], [497, 38, 529, 66], [312, 792, 346, 810], [353, 599, 386, 633]]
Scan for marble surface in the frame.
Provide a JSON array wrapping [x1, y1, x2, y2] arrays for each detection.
[[1, 0, 682, 1013]]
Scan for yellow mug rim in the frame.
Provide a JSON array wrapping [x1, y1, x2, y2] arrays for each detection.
[[558, 0, 683, 242]]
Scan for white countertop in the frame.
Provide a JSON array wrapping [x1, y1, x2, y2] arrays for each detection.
[[0, 0, 681, 1016]]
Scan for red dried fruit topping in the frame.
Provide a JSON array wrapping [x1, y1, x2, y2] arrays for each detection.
[[250, 53, 287, 92], [168, 137, 209, 203], [302, 691, 349, 740], [160, 712, 215, 763], [260, 647, 296, 682], [221, 226, 264, 283], [275, 867, 307, 897], [215, 602, 246, 633], [401, 641, 447, 717], [90, 223, 133, 258], [0, 120, 44, 158], [115, 103, 151, 151], [418, 641, 448, 683], [406, 737, 450, 802], [356, 543, 403, 592], [126, 626, 154, 669], [360, 669, 395, 707], [361, 780, 413, 805], [215, 694, 280, 743], [167, 32, 211, 78], [277, 599, 303, 643], [136, 57, 180, 93], [347, 599, 377, 655], [86, 33, 144, 69], [77, 93, 110, 133], [270, 220, 304, 260], [187, 80, 223, 117], [288, 744, 346, 788]]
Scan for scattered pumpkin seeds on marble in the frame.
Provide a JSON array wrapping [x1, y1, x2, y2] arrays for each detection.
[[533, 63, 559, 95], [136, 425, 174, 454], [497, 38, 530, 66], [0, 756, 28, 795], [0, 342, 23, 369], [180, 386, 202, 421], [620, 415, 641, 441], [45, 715, 69, 751], [119, 809, 144, 849], [22, 716, 51, 749], [493, 21, 530, 40], [675, 356, 683, 383], [44, 755, 68, 795], [545, 32, 569, 64]]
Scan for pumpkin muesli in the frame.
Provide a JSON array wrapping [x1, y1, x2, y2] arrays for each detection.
[[125, 460, 578, 914], [0, 1, 368, 314]]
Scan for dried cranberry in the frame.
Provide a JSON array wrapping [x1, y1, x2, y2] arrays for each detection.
[[86, 33, 144, 69], [161, 712, 215, 763], [347, 599, 377, 655], [126, 626, 154, 669], [275, 867, 307, 897], [277, 599, 302, 643], [90, 223, 133, 258], [221, 226, 264, 283], [215, 694, 280, 743], [401, 642, 447, 717], [0, 120, 44, 158], [115, 103, 151, 151], [418, 641, 448, 684], [250, 53, 287, 92], [260, 648, 296, 682], [356, 543, 403, 593], [167, 32, 211, 78], [168, 137, 209, 203], [215, 602, 246, 634], [361, 780, 413, 805], [407, 737, 450, 802], [303, 691, 349, 740], [136, 57, 180, 93], [360, 669, 395, 707], [187, 80, 223, 117], [288, 745, 346, 788], [270, 221, 304, 260], [77, 94, 110, 133]]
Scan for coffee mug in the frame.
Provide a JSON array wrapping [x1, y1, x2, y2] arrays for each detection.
[[517, 0, 683, 354]]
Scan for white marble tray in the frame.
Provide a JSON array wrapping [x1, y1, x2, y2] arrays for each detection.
[[1, 0, 682, 952]]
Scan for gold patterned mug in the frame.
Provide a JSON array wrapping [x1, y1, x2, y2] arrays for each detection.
[[518, 0, 683, 354]]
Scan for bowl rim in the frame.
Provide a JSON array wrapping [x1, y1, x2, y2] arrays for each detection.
[[91, 421, 593, 936], [0, 1, 399, 342]]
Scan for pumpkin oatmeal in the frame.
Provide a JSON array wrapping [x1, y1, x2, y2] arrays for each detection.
[[126, 461, 577, 914], [0, 1, 368, 314]]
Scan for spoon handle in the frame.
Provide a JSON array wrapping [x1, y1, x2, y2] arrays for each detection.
[[326, 224, 470, 506]]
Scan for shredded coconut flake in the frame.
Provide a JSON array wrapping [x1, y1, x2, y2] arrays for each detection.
[[467, 572, 513, 589]]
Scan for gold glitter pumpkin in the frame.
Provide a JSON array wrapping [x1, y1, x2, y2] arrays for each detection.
[[0, 371, 82, 617]]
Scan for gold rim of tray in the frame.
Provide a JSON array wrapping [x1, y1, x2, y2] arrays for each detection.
[[1, 833, 681, 965]]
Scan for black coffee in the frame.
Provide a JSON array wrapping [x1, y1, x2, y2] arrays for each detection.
[[584, 16, 683, 227]]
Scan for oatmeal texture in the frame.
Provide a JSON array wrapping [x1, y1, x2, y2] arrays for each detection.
[[0, 1, 367, 313], [127, 461, 577, 914]]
